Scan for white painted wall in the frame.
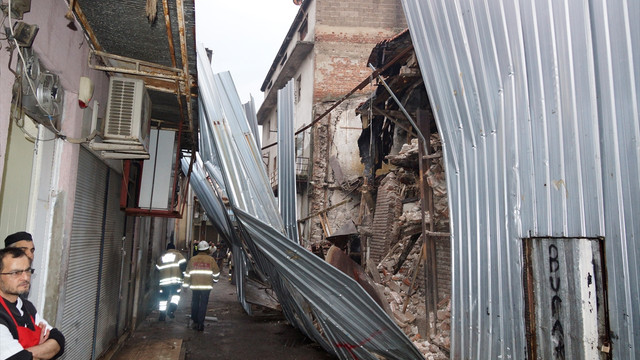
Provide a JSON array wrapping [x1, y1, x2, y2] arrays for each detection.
[[329, 98, 367, 179]]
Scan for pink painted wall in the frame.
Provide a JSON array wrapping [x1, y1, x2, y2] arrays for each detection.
[[0, 0, 110, 242]]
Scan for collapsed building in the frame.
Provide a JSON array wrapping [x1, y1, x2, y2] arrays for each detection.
[[250, 0, 640, 358], [353, 29, 452, 359], [256, 0, 407, 250], [255, 2, 453, 356]]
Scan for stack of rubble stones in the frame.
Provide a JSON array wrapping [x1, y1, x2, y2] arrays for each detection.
[[375, 133, 451, 359]]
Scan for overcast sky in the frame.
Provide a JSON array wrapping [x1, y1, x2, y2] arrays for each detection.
[[195, 1, 301, 109]]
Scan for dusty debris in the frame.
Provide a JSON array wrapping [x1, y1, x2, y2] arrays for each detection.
[[321, 128, 450, 358], [387, 136, 449, 232], [373, 133, 450, 359], [377, 233, 451, 359]]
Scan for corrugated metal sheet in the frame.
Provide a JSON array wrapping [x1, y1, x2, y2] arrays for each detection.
[[200, 68, 283, 229], [192, 44, 423, 359], [402, 0, 639, 358], [277, 79, 299, 242], [243, 95, 261, 150]]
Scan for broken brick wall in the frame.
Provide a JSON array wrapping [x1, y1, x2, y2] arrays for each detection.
[[373, 132, 452, 358], [307, 99, 367, 246], [312, 0, 407, 102], [411, 236, 451, 301], [308, 110, 331, 244]]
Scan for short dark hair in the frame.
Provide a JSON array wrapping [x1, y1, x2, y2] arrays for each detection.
[[0, 247, 29, 272]]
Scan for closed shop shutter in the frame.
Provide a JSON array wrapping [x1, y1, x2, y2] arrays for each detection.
[[59, 148, 107, 359], [93, 168, 125, 357]]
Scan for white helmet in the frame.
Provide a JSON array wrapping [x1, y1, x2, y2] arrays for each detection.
[[197, 240, 210, 251]]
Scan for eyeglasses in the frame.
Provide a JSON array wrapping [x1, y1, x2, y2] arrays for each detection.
[[0, 268, 35, 277]]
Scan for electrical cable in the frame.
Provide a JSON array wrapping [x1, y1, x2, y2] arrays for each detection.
[[6, 0, 96, 145]]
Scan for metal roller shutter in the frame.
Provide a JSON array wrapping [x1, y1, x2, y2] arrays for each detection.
[[93, 169, 125, 357], [59, 148, 108, 359]]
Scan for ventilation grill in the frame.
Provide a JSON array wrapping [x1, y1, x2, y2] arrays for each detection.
[[106, 79, 136, 136]]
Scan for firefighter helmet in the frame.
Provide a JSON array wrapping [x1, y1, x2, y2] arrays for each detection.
[[197, 240, 210, 251]]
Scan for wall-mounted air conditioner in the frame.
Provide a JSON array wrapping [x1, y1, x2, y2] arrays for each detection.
[[103, 77, 152, 153]]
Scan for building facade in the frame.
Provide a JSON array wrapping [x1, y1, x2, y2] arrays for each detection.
[[0, 1, 197, 358], [258, 0, 407, 248]]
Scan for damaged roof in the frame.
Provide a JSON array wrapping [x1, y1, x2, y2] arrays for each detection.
[[367, 29, 413, 76], [73, 0, 199, 150]]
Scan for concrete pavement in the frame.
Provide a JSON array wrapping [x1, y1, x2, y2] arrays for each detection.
[[110, 265, 335, 360]]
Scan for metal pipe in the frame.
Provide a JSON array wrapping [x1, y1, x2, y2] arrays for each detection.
[[87, 63, 183, 82], [368, 63, 430, 157], [144, 84, 181, 95], [125, 208, 180, 218], [100, 153, 150, 160]]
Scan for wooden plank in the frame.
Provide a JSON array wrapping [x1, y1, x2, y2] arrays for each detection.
[[244, 278, 281, 311]]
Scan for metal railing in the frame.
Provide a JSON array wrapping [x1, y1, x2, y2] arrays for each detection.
[[270, 156, 310, 189]]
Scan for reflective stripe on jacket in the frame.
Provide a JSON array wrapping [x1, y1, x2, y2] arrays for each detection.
[[156, 249, 186, 286], [184, 253, 220, 290]]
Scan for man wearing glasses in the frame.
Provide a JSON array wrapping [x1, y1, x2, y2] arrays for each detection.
[[0, 247, 65, 359], [4, 231, 37, 301]]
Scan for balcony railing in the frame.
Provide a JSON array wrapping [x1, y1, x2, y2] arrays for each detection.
[[270, 156, 310, 190]]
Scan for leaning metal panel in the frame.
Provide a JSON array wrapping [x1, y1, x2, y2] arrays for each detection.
[[403, 0, 639, 359], [277, 79, 299, 242], [243, 95, 262, 150], [181, 156, 251, 315], [195, 44, 422, 359]]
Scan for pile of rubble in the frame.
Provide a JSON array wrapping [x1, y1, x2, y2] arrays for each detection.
[[376, 133, 451, 359], [376, 234, 451, 360]]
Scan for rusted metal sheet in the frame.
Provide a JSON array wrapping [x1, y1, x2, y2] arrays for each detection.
[[325, 245, 386, 311]]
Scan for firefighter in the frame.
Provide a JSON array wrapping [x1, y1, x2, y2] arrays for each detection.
[[183, 240, 220, 331], [155, 242, 186, 321]]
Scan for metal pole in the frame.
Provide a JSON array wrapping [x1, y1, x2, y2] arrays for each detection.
[[368, 63, 430, 157]]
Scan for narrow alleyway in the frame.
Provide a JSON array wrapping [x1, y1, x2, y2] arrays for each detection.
[[110, 264, 335, 360]]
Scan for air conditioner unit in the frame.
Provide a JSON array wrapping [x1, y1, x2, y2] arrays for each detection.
[[103, 77, 152, 153]]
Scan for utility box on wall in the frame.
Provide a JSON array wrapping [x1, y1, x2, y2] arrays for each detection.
[[523, 238, 611, 360]]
